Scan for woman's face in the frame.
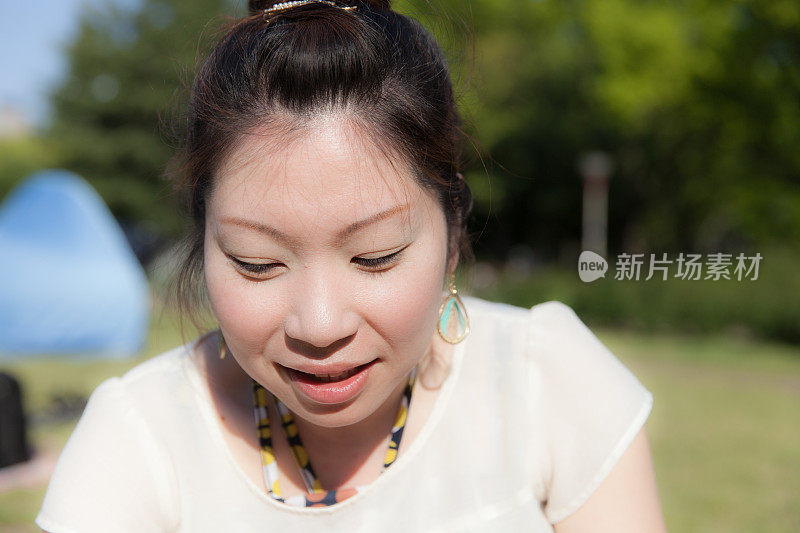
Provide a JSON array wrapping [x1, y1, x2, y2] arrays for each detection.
[[204, 117, 450, 428]]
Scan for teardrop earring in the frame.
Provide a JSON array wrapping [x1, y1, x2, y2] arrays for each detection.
[[437, 273, 470, 344], [218, 329, 227, 360]]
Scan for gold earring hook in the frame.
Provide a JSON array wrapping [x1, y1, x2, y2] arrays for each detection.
[[218, 329, 227, 360]]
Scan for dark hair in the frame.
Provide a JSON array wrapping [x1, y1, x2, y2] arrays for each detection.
[[168, 0, 473, 328]]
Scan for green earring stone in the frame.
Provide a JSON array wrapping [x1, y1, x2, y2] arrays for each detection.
[[438, 292, 469, 344]]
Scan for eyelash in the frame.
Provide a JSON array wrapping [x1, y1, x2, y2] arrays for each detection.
[[351, 248, 405, 270], [230, 257, 282, 275], [229, 248, 405, 277]]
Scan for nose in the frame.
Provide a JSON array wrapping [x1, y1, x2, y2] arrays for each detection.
[[283, 269, 360, 352]]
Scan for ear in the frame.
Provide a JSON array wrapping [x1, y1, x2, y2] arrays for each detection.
[[449, 172, 466, 277]]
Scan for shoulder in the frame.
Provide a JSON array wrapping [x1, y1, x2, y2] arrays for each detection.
[[462, 294, 530, 320], [458, 296, 605, 364], [525, 299, 614, 363], [117, 338, 198, 394], [522, 300, 651, 406], [456, 296, 654, 524], [35, 342, 198, 532], [57, 338, 199, 430], [519, 298, 652, 416], [456, 296, 533, 366], [515, 301, 654, 524], [84, 336, 205, 422], [90, 336, 208, 454], [527, 299, 583, 325], [460, 295, 531, 339], [527, 299, 598, 347], [461, 296, 601, 358], [462, 295, 586, 331]]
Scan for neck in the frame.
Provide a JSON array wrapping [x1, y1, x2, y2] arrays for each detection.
[[198, 330, 414, 452], [197, 330, 454, 489], [276, 365, 414, 490], [196, 331, 259, 417], [288, 368, 411, 453]]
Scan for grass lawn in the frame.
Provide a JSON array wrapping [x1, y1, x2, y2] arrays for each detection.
[[1, 308, 798, 531], [600, 329, 800, 532]]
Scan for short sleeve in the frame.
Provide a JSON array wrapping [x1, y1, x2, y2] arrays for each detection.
[[526, 301, 654, 524], [35, 377, 180, 533]]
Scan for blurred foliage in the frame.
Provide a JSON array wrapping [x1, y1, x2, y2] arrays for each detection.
[[38, 0, 800, 259], [0, 136, 59, 200], [45, 0, 242, 237], [472, 245, 800, 344], [404, 0, 800, 260]]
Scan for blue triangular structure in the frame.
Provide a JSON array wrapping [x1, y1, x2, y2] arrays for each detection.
[[0, 169, 149, 357]]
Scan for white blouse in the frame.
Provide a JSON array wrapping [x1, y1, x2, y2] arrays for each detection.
[[36, 297, 653, 532]]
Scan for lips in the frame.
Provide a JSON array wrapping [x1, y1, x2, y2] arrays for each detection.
[[283, 360, 375, 381], [284, 360, 377, 404]]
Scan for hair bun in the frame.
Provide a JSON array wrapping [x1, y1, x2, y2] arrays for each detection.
[[248, 0, 391, 16]]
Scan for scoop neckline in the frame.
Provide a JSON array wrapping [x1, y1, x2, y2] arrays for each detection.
[[181, 327, 468, 515]]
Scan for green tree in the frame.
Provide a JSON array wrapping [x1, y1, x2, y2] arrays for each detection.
[[406, 0, 800, 260], [48, 0, 800, 262], [48, 0, 239, 238], [0, 136, 59, 200]]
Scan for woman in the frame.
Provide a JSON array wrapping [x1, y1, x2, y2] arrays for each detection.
[[36, 0, 666, 531]]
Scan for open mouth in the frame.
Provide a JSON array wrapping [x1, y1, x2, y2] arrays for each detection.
[[283, 360, 378, 405], [286, 360, 376, 383]]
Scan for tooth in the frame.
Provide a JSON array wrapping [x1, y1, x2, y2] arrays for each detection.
[[324, 369, 352, 381], [308, 366, 359, 383]]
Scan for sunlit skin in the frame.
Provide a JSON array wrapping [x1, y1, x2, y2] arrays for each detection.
[[197, 115, 667, 531], [202, 115, 453, 478]]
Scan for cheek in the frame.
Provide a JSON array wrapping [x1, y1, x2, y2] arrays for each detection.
[[204, 238, 284, 358], [364, 249, 447, 352], [370, 205, 450, 346]]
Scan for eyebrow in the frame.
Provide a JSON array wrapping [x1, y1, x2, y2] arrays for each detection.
[[219, 204, 410, 247]]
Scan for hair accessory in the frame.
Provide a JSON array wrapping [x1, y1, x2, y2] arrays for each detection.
[[264, 0, 357, 20], [437, 273, 469, 344], [218, 329, 227, 360]]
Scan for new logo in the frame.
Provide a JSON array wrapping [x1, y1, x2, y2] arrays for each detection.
[[578, 251, 608, 283]]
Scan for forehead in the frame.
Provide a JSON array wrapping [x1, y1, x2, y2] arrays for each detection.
[[209, 116, 431, 223]]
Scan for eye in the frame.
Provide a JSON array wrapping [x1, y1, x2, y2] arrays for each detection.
[[228, 256, 284, 278], [352, 246, 407, 271]]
